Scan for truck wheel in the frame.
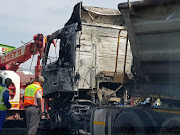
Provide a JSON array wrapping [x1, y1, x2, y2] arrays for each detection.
[[160, 117, 180, 134], [112, 109, 155, 135]]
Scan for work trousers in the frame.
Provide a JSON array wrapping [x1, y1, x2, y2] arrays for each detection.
[[0, 111, 7, 132], [25, 106, 40, 135]]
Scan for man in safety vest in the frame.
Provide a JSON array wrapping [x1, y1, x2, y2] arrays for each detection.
[[24, 76, 45, 135], [0, 78, 12, 132]]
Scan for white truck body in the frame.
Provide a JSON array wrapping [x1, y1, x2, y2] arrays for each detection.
[[76, 24, 132, 89]]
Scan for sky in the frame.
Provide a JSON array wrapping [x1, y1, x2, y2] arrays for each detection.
[[0, 0, 135, 70]]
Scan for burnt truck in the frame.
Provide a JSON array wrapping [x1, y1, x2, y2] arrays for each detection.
[[42, 0, 180, 134]]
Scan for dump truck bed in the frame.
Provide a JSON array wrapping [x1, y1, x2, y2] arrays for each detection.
[[119, 0, 180, 100]]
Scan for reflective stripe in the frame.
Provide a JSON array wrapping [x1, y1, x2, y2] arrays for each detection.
[[24, 97, 33, 100], [93, 121, 106, 126], [11, 104, 19, 108], [152, 109, 180, 115]]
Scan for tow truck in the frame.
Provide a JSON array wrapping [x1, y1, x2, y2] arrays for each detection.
[[0, 34, 49, 118]]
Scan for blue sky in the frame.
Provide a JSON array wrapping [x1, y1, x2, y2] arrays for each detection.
[[0, 0, 135, 69]]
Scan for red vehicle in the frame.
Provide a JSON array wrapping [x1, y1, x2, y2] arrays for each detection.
[[0, 34, 50, 119]]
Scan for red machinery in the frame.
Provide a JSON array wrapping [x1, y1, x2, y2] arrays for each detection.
[[0, 34, 56, 119], [0, 34, 45, 78]]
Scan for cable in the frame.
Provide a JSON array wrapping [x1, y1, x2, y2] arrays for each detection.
[[29, 55, 34, 80], [82, 68, 92, 87], [47, 56, 57, 58], [21, 39, 33, 45]]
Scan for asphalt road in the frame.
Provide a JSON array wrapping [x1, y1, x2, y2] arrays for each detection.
[[1, 120, 90, 135]]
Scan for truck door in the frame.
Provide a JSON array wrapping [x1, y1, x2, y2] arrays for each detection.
[[42, 24, 78, 97]]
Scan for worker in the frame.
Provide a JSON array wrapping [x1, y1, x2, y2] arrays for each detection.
[[0, 78, 12, 132], [24, 76, 45, 135]]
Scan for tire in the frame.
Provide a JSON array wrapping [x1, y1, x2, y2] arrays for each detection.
[[112, 109, 155, 135], [160, 117, 180, 135]]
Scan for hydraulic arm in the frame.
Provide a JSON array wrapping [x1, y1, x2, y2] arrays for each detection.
[[0, 34, 44, 77]]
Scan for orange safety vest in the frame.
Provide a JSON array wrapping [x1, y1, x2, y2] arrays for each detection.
[[24, 82, 43, 106]]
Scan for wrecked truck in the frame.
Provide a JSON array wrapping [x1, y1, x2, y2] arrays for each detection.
[[42, 2, 131, 134], [42, 0, 180, 134]]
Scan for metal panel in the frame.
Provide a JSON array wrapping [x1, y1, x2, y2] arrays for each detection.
[[119, 0, 180, 99], [42, 24, 77, 96], [76, 24, 132, 89]]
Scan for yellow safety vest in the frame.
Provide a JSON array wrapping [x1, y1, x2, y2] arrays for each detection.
[[0, 86, 8, 111], [24, 83, 41, 106]]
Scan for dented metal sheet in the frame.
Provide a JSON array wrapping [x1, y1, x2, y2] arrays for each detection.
[[76, 25, 132, 89]]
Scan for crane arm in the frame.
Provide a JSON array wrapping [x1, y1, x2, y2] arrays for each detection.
[[0, 34, 44, 71]]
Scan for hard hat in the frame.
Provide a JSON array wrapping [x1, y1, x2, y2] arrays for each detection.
[[36, 76, 45, 82]]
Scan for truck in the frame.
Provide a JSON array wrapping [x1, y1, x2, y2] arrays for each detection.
[[0, 34, 47, 119], [42, 1, 180, 134]]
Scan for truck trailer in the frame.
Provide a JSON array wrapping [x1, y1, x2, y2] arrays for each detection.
[[42, 1, 180, 134]]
